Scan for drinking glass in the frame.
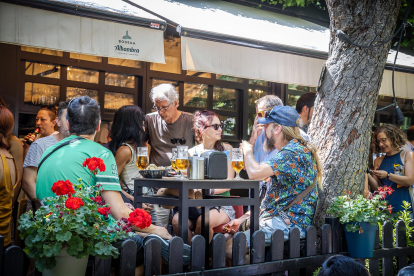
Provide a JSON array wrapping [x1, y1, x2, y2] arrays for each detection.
[[136, 147, 149, 171], [170, 148, 180, 174], [232, 148, 244, 180], [176, 146, 189, 180]]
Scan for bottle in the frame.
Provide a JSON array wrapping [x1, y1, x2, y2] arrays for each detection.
[[26, 128, 39, 145]]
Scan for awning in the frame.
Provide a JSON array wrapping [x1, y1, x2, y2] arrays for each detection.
[[0, 0, 166, 63], [128, 0, 414, 99]]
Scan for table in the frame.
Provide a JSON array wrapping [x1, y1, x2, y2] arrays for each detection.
[[133, 178, 260, 264]]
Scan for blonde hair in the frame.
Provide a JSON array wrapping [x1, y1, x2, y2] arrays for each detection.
[[274, 122, 323, 191]]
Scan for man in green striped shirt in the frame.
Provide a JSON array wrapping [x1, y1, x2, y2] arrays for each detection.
[[36, 96, 188, 270]]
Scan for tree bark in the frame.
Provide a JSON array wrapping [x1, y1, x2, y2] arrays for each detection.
[[310, 0, 401, 228]]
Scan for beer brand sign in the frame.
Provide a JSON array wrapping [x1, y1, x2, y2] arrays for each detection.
[[115, 31, 140, 55]]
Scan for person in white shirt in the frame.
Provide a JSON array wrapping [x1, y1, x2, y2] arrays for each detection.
[[403, 126, 414, 152]]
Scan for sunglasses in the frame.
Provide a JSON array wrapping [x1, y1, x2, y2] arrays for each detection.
[[171, 138, 187, 145], [205, 124, 223, 130], [256, 108, 272, 118]]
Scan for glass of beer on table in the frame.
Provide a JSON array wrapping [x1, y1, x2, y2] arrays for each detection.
[[176, 146, 189, 180], [171, 148, 179, 174], [136, 147, 149, 172], [232, 148, 244, 180]]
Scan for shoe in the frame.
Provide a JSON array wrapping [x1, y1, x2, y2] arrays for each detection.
[[143, 234, 191, 266]]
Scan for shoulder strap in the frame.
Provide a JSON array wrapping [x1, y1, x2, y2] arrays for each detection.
[[282, 179, 316, 211], [37, 137, 85, 172]]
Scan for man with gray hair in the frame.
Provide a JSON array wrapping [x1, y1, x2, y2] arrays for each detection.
[[145, 83, 194, 166], [249, 95, 283, 163], [144, 84, 194, 227]]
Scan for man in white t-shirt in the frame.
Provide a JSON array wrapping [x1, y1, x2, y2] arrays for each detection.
[[22, 101, 70, 200]]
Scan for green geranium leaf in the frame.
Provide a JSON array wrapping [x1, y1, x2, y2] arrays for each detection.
[[67, 235, 83, 255], [56, 231, 72, 242]]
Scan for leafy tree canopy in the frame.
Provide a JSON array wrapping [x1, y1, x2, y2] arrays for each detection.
[[261, 0, 414, 50]]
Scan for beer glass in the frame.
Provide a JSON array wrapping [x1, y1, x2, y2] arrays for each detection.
[[176, 146, 189, 180], [136, 147, 149, 170], [232, 148, 244, 180], [171, 148, 179, 173]]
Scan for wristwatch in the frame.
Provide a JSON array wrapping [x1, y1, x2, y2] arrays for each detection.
[[386, 172, 390, 180]]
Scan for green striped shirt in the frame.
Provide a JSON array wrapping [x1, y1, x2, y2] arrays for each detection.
[[36, 135, 122, 200]]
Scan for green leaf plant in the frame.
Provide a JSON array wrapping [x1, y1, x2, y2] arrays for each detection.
[[18, 158, 134, 272], [327, 187, 393, 233]]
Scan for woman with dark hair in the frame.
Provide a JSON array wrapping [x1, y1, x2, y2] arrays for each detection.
[[172, 110, 235, 243], [0, 96, 23, 206], [0, 106, 18, 247], [367, 124, 414, 213], [317, 255, 370, 276], [108, 105, 156, 223]]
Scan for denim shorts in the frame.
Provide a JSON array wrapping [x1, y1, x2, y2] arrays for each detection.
[[244, 216, 306, 247]]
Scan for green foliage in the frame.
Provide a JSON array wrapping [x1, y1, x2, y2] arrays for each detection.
[[327, 190, 392, 233], [312, 267, 321, 276], [18, 180, 132, 272]]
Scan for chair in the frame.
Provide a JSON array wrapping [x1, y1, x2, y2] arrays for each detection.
[[213, 206, 244, 233]]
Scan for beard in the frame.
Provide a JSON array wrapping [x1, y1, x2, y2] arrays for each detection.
[[265, 133, 276, 152]]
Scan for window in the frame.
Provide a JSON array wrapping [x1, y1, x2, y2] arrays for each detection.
[[184, 83, 208, 108], [104, 92, 134, 110], [216, 74, 243, 83], [21, 46, 63, 56], [286, 84, 316, 109], [67, 87, 98, 102], [221, 115, 236, 136], [150, 38, 181, 74], [67, 67, 99, 84], [70, 53, 102, 62], [249, 79, 269, 86], [213, 87, 236, 111], [105, 73, 135, 88], [108, 58, 141, 68], [24, 82, 60, 105], [186, 71, 211, 78], [25, 62, 60, 79]]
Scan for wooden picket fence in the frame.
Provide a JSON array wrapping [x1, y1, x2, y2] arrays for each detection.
[[1, 217, 413, 276]]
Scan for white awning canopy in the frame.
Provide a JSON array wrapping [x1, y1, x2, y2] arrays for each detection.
[[130, 0, 414, 99], [0, 1, 166, 63]]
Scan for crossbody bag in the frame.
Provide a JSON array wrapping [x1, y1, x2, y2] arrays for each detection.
[[37, 137, 85, 172]]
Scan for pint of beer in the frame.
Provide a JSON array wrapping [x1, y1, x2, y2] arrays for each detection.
[[136, 147, 149, 170], [232, 148, 244, 180]]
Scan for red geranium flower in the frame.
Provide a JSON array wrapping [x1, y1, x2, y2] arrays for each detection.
[[90, 195, 105, 205], [51, 180, 75, 196], [83, 157, 106, 172], [97, 207, 111, 218], [128, 208, 151, 229], [388, 205, 393, 214], [65, 197, 84, 210]]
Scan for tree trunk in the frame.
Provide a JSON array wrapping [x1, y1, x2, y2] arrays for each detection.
[[309, 0, 401, 228]]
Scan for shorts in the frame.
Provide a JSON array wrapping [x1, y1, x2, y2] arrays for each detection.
[[244, 216, 306, 247], [173, 206, 236, 223]]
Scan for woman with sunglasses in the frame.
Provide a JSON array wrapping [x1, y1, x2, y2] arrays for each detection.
[[367, 124, 414, 213], [172, 110, 235, 243]]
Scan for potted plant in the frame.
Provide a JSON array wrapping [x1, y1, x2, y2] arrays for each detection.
[[18, 157, 151, 275], [327, 186, 393, 258]]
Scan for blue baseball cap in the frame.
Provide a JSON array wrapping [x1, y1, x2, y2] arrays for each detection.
[[258, 106, 300, 127]]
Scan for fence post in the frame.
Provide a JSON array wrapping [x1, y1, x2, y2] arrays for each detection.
[[396, 220, 407, 270], [270, 230, 284, 276], [190, 235, 205, 272], [251, 230, 265, 264], [118, 239, 136, 276], [305, 226, 318, 276], [232, 232, 247, 266], [368, 227, 380, 276], [321, 224, 332, 255], [144, 238, 161, 276], [93, 256, 111, 276], [3, 246, 24, 276], [168, 236, 184, 274], [211, 233, 226, 269], [288, 227, 301, 276], [410, 220, 414, 264], [382, 221, 393, 276], [325, 217, 343, 253]]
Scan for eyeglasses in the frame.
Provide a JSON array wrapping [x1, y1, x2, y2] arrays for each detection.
[[153, 103, 172, 113], [205, 124, 223, 130], [171, 138, 187, 145], [256, 108, 272, 118], [376, 138, 389, 145]]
